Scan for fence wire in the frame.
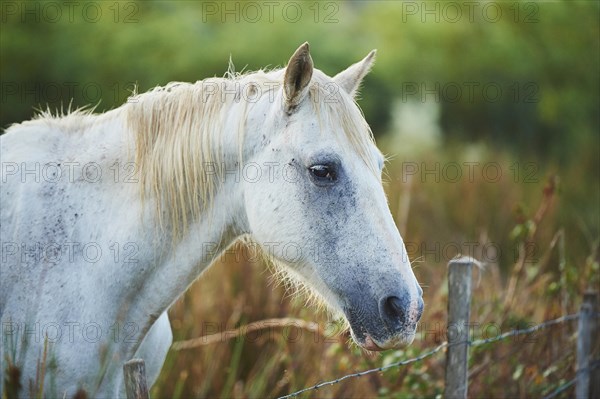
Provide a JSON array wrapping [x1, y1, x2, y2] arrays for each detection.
[[277, 342, 448, 399], [542, 360, 600, 399], [278, 313, 582, 399], [469, 313, 580, 347]]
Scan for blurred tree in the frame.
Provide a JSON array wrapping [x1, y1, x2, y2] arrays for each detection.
[[1, 0, 598, 164]]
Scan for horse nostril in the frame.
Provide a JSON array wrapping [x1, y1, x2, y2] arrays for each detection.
[[383, 296, 406, 324]]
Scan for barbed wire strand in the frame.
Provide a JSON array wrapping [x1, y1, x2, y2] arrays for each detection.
[[542, 360, 600, 399], [543, 378, 577, 399], [277, 342, 448, 399], [278, 313, 581, 399], [469, 313, 580, 347]]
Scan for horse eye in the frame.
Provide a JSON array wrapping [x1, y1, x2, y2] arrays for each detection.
[[309, 164, 337, 182]]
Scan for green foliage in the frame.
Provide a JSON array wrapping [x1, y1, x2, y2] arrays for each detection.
[[2, 1, 598, 165]]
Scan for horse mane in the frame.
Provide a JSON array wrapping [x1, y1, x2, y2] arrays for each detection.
[[16, 68, 378, 242], [23, 68, 375, 240]]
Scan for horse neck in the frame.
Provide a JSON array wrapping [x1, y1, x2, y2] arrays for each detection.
[[137, 182, 246, 309], [124, 98, 255, 324]]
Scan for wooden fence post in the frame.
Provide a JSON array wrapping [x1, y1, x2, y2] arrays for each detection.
[[123, 359, 150, 399], [577, 291, 599, 399], [445, 257, 474, 399], [587, 291, 600, 399]]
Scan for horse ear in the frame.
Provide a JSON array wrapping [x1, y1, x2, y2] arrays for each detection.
[[283, 42, 313, 113], [333, 50, 376, 97]]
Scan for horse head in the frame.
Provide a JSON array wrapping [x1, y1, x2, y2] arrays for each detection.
[[243, 43, 423, 351]]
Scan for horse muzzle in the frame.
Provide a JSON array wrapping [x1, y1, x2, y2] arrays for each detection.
[[344, 293, 424, 351]]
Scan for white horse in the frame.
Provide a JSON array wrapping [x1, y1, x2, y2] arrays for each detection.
[[0, 43, 423, 397]]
